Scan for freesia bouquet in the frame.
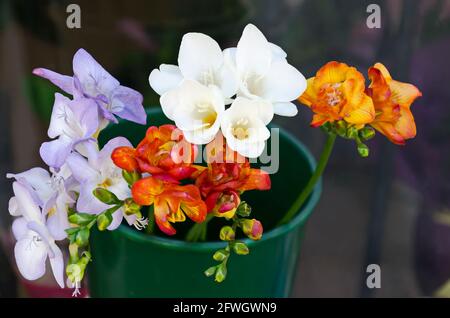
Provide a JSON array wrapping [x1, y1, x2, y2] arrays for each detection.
[[6, 24, 421, 296]]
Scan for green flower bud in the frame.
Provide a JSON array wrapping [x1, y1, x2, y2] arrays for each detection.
[[68, 213, 96, 226], [236, 201, 252, 217], [213, 249, 229, 262], [75, 227, 90, 247], [357, 143, 369, 157], [124, 198, 141, 216], [204, 266, 217, 277], [122, 170, 141, 186], [359, 126, 376, 141], [97, 212, 113, 231], [346, 126, 359, 139], [93, 188, 121, 205], [68, 243, 79, 263], [215, 264, 227, 283], [219, 226, 235, 241], [232, 241, 249, 255], [335, 121, 347, 136]]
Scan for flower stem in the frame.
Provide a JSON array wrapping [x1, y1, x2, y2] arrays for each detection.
[[146, 206, 155, 235], [186, 214, 214, 242], [278, 133, 336, 225]]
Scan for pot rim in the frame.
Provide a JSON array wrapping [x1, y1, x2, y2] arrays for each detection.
[[107, 108, 321, 251]]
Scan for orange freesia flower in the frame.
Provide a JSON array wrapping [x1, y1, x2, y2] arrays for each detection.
[[367, 63, 422, 145], [132, 176, 207, 235], [112, 124, 202, 181], [196, 134, 271, 219], [299, 61, 375, 128]]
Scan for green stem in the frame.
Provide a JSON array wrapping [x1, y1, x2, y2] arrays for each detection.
[[278, 133, 336, 225], [186, 214, 214, 242], [146, 206, 155, 235]]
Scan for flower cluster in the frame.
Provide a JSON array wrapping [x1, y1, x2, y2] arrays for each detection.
[[8, 49, 146, 296], [6, 23, 422, 294], [149, 24, 307, 157], [299, 61, 422, 155]]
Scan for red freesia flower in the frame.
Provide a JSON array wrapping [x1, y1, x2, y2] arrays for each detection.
[[112, 124, 203, 181], [132, 176, 207, 235], [196, 134, 271, 218]]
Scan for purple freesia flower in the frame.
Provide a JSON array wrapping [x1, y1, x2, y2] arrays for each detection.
[[33, 48, 146, 125], [40, 93, 99, 169]]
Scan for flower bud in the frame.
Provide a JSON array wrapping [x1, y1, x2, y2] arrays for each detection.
[[122, 170, 141, 186], [124, 198, 141, 216], [232, 241, 249, 255], [236, 201, 251, 217], [206, 190, 240, 219], [75, 227, 90, 247], [97, 212, 113, 231], [213, 249, 229, 262], [219, 226, 235, 241], [215, 264, 227, 283], [335, 121, 347, 136], [93, 188, 121, 205], [357, 143, 369, 157], [204, 266, 217, 277], [359, 126, 375, 141], [346, 126, 359, 139], [68, 212, 96, 226], [241, 219, 263, 240]]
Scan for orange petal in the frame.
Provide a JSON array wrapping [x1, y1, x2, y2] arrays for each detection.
[[395, 107, 417, 140], [313, 61, 349, 90], [111, 147, 138, 172], [370, 121, 405, 145], [131, 177, 164, 206], [240, 169, 271, 191], [310, 114, 329, 127], [154, 198, 177, 235], [344, 94, 375, 125], [298, 77, 316, 107], [389, 80, 422, 109]]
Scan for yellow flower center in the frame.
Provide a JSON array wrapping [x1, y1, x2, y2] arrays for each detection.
[[98, 178, 112, 188], [196, 102, 217, 128], [231, 118, 250, 140]]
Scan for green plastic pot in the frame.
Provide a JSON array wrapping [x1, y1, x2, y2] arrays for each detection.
[[88, 107, 321, 297]]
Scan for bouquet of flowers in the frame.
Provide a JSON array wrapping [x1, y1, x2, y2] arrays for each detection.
[[6, 24, 421, 296]]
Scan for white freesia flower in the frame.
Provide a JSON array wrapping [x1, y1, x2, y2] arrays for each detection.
[[221, 97, 271, 158], [224, 24, 307, 117], [9, 181, 65, 288], [160, 80, 225, 144], [67, 137, 146, 230], [7, 165, 76, 240], [149, 32, 237, 99]]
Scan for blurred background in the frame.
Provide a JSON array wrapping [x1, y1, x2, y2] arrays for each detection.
[[0, 0, 449, 297]]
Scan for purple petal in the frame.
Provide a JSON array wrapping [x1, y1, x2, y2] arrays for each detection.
[[70, 97, 100, 138], [32, 68, 74, 95], [110, 86, 147, 124], [107, 208, 124, 230], [40, 137, 73, 169], [76, 181, 109, 214], [66, 152, 99, 184], [72, 49, 119, 97]]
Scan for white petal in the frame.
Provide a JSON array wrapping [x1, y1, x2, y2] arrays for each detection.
[[148, 64, 183, 95], [269, 42, 287, 61], [178, 33, 223, 82], [216, 64, 238, 98], [14, 234, 48, 281], [227, 137, 266, 158], [48, 242, 65, 288], [259, 60, 307, 102], [159, 89, 179, 121], [236, 24, 272, 76], [12, 182, 43, 224], [273, 102, 298, 117]]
